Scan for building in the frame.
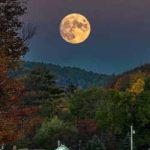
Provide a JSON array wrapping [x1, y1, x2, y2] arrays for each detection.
[[55, 145, 70, 150]]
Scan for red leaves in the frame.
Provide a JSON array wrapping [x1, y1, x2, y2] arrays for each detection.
[[16, 106, 40, 116], [76, 119, 97, 135], [0, 0, 35, 145], [0, 73, 41, 144], [0, 112, 22, 144], [0, 105, 41, 144], [0, 62, 41, 144], [10, 96, 18, 102]]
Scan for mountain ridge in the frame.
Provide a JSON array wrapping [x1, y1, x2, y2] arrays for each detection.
[[15, 62, 150, 89], [17, 61, 114, 88]]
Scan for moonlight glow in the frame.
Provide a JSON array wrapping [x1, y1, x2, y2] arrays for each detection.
[[60, 13, 91, 44]]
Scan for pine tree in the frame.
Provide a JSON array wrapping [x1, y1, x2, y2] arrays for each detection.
[[84, 135, 106, 150], [23, 65, 64, 117]]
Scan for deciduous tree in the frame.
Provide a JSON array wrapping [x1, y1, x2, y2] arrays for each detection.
[[0, 0, 39, 145]]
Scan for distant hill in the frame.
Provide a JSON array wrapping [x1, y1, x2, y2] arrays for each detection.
[[15, 61, 114, 88], [110, 64, 150, 90]]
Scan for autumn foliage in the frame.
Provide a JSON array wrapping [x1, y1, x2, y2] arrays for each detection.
[[0, 68, 42, 144], [0, 0, 41, 145], [76, 119, 97, 135]]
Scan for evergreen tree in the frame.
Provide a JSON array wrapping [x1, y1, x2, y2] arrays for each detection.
[[145, 77, 150, 90], [23, 65, 64, 117], [84, 135, 106, 150], [119, 133, 136, 150], [24, 65, 62, 105]]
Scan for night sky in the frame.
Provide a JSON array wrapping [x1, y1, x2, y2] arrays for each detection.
[[24, 0, 150, 74]]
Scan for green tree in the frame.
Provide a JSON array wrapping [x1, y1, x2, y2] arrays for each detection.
[[84, 135, 106, 150], [95, 89, 150, 149], [33, 117, 78, 149], [96, 90, 132, 134], [70, 88, 104, 119], [119, 133, 136, 150], [24, 65, 59, 105], [145, 77, 150, 90], [95, 90, 134, 150], [66, 83, 77, 95], [23, 65, 64, 117], [134, 91, 150, 149]]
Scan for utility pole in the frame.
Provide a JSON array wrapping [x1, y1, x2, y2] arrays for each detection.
[[1, 143, 4, 150], [57, 140, 61, 147], [131, 124, 135, 150], [131, 125, 133, 150]]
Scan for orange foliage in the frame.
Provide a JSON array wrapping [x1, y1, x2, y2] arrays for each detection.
[[0, 70, 42, 144], [0, 0, 39, 144]]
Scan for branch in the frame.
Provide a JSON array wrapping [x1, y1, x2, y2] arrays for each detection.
[[22, 23, 36, 42]]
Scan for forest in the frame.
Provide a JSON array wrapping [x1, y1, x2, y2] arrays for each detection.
[[12, 61, 114, 89], [0, 0, 150, 150]]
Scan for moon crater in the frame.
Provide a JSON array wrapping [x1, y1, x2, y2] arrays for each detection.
[[60, 13, 91, 44]]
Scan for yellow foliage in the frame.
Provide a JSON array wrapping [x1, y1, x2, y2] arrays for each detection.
[[129, 78, 145, 95]]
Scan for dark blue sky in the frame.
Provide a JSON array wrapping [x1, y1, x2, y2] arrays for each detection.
[[24, 0, 150, 74]]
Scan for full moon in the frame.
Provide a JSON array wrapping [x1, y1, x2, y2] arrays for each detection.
[[60, 13, 91, 44]]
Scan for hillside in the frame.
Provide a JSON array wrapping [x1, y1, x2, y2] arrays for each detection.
[[111, 64, 150, 90], [15, 61, 114, 88]]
